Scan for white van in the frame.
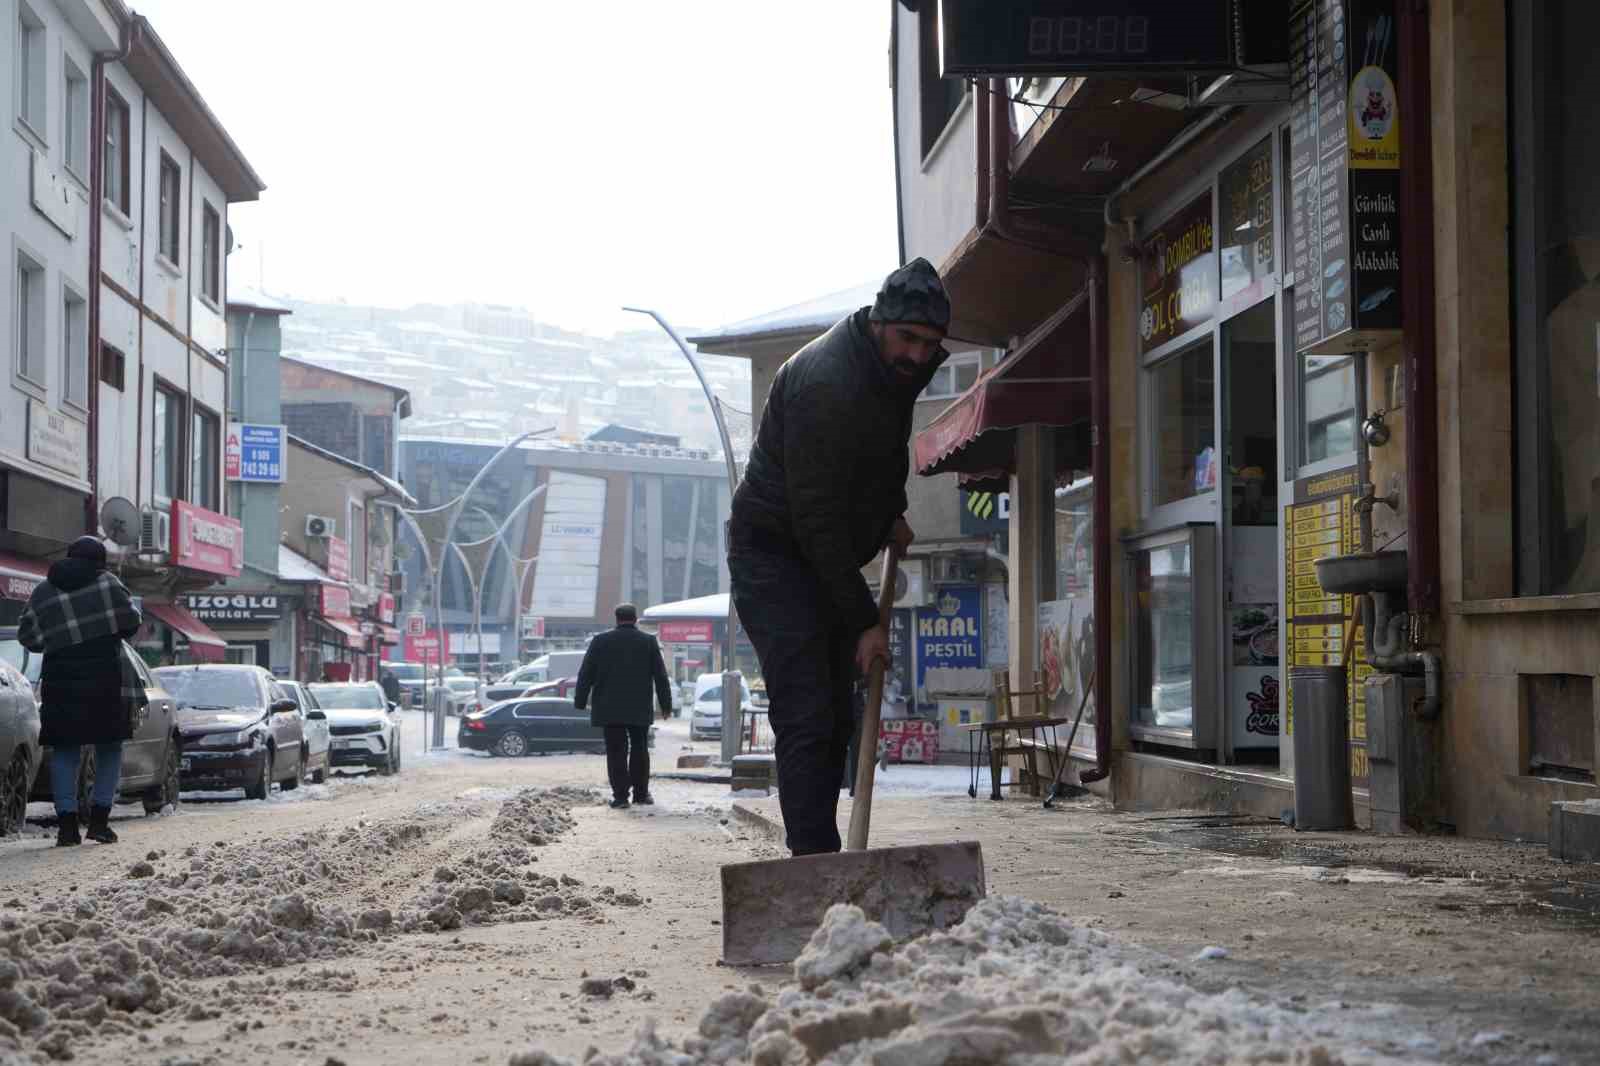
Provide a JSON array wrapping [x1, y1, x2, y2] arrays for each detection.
[[496, 650, 587, 688], [690, 672, 753, 741]]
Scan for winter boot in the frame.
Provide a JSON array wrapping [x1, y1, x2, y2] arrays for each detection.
[[85, 806, 117, 844], [55, 812, 81, 847]]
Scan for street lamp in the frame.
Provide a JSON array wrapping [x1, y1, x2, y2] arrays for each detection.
[[623, 307, 744, 764]]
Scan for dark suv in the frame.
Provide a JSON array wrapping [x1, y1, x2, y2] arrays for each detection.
[[153, 665, 308, 800]]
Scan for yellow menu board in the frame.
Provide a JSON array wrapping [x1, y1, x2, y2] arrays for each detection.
[[1282, 470, 1368, 787]]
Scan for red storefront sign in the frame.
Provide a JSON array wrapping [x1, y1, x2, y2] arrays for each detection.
[[319, 583, 352, 619], [170, 501, 243, 577], [378, 593, 396, 624], [404, 630, 443, 666], [658, 620, 715, 644], [326, 536, 350, 582], [405, 612, 426, 637]]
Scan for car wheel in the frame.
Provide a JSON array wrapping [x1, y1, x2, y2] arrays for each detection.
[[142, 739, 181, 815], [495, 731, 528, 758], [310, 762, 326, 785], [390, 737, 401, 775], [0, 750, 30, 836], [245, 749, 272, 800], [281, 750, 304, 791], [76, 747, 96, 816]]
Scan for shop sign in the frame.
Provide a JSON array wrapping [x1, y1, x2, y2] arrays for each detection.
[[1139, 193, 1216, 355], [320, 583, 352, 619], [26, 400, 84, 478], [404, 629, 442, 666], [226, 423, 285, 483], [522, 614, 545, 639], [1219, 137, 1276, 304], [447, 631, 500, 655], [1289, 0, 1402, 354], [171, 500, 243, 577], [378, 593, 395, 624], [406, 611, 427, 637], [326, 536, 350, 582], [939, 1, 1239, 78], [959, 490, 1010, 535], [658, 620, 714, 644], [887, 608, 913, 695], [915, 585, 983, 691], [184, 593, 282, 624]]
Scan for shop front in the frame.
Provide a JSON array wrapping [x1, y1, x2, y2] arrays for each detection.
[[304, 582, 366, 682], [0, 555, 47, 628], [135, 500, 243, 667], [183, 591, 296, 676]]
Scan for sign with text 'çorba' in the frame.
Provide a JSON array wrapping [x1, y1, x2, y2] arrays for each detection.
[[1140, 193, 1216, 355]]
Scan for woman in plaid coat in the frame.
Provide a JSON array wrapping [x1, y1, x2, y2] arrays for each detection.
[[18, 537, 143, 846]]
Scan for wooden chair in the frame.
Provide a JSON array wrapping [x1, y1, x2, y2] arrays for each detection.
[[967, 669, 1062, 798]]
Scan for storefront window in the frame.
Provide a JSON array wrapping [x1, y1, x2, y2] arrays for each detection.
[[1152, 341, 1216, 506], [1133, 540, 1194, 731], [1514, 0, 1600, 594], [1053, 480, 1093, 597], [1302, 355, 1357, 464]]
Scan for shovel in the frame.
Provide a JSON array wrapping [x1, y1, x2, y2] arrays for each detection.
[[719, 545, 987, 966]]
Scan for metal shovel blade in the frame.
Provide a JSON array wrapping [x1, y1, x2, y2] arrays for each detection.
[[719, 841, 986, 966]]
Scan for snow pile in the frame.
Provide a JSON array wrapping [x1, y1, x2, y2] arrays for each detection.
[[399, 789, 623, 932], [511, 897, 1430, 1066], [0, 788, 609, 1062]]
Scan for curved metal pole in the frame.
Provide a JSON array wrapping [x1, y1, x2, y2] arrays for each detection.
[[462, 482, 548, 671], [623, 307, 744, 763], [448, 541, 484, 701], [427, 428, 546, 747]]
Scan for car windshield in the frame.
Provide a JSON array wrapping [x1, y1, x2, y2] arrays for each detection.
[[697, 686, 722, 703], [308, 684, 386, 710], [385, 664, 423, 682], [0, 638, 26, 674], [153, 668, 260, 709], [445, 678, 477, 690]]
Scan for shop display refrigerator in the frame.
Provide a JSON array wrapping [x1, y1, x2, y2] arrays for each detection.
[[1124, 523, 1222, 753]]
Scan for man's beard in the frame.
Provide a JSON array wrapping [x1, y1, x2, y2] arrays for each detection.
[[890, 358, 920, 380]]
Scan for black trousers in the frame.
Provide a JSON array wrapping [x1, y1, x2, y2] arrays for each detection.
[[603, 725, 650, 801], [729, 542, 858, 855]]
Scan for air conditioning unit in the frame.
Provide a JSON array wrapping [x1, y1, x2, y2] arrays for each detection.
[[305, 514, 336, 538], [892, 559, 927, 609], [139, 509, 171, 555]]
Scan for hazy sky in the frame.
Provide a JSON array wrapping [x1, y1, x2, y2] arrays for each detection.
[[130, 1, 900, 335]]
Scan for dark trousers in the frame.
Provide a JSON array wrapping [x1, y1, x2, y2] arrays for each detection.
[[730, 544, 857, 855], [603, 725, 650, 801]]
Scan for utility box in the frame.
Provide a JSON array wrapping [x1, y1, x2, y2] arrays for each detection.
[[1366, 673, 1439, 834], [1549, 801, 1600, 863], [1290, 665, 1353, 830]]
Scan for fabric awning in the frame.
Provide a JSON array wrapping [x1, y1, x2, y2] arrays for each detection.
[[377, 625, 402, 646], [0, 553, 47, 601], [144, 602, 228, 662], [914, 291, 1093, 489], [318, 616, 366, 650]]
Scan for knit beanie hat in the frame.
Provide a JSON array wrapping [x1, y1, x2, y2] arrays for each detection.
[[869, 258, 950, 331]]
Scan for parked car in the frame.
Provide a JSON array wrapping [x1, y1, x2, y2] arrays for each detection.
[[458, 696, 655, 757], [306, 682, 402, 775], [154, 665, 307, 800], [480, 675, 576, 706], [381, 661, 429, 707], [690, 673, 754, 741], [440, 675, 481, 717], [0, 635, 41, 835], [277, 680, 331, 784], [5, 629, 183, 816]]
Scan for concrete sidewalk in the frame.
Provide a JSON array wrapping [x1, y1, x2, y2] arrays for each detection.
[[732, 790, 1600, 1064]]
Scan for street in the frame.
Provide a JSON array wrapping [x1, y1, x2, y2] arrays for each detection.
[[0, 711, 1589, 1065]]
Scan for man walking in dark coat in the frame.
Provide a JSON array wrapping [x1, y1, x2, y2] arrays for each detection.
[[18, 537, 144, 846], [727, 259, 949, 855], [574, 604, 673, 809]]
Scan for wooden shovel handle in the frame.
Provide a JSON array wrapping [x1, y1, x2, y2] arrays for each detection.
[[847, 543, 901, 851]]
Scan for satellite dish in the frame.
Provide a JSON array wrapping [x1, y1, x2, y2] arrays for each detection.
[[100, 496, 141, 548]]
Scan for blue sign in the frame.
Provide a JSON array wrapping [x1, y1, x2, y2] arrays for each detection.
[[915, 584, 983, 695], [228, 423, 285, 483]]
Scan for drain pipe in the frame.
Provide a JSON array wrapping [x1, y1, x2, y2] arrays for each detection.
[[1363, 592, 1441, 719], [86, 15, 138, 532], [1081, 254, 1112, 785]]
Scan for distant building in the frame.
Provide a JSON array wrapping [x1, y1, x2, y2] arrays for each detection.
[[397, 436, 730, 663], [588, 424, 680, 448], [280, 356, 412, 478]]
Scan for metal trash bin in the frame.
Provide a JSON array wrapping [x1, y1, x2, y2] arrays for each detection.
[[1290, 665, 1354, 830]]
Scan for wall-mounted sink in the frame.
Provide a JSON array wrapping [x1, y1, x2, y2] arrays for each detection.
[[1314, 550, 1408, 595]]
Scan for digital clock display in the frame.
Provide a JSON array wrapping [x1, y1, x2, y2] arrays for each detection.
[[941, 0, 1236, 76]]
